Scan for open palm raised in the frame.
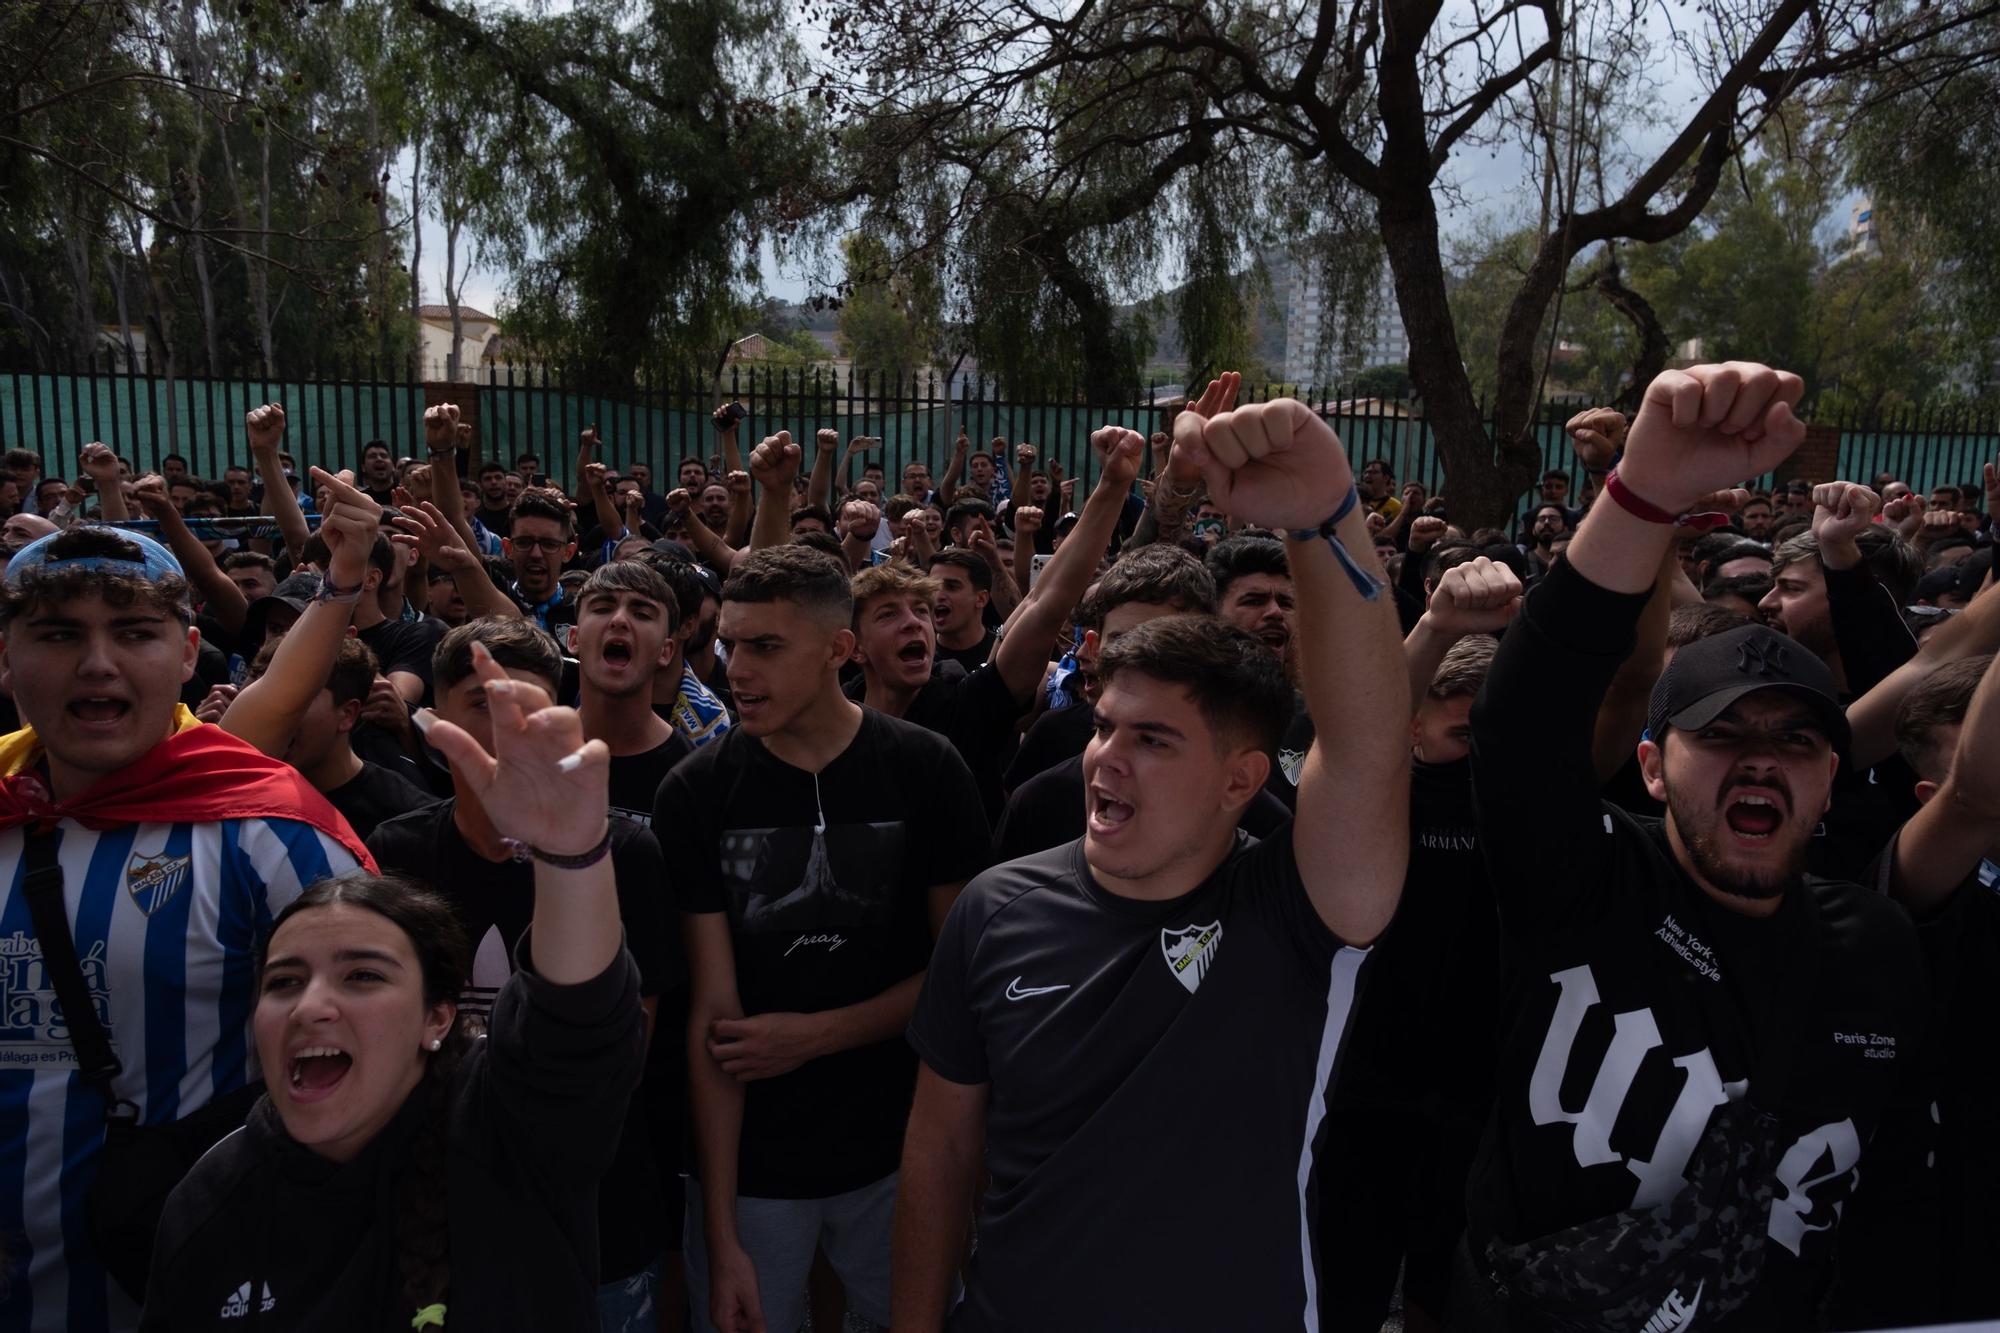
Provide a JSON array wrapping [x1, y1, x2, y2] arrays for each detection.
[[1170, 397, 1356, 531]]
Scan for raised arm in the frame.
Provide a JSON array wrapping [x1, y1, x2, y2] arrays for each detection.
[[245, 404, 310, 562], [1814, 481, 1918, 695], [427, 411, 482, 553], [1130, 375, 1239, 550], [574, 426, 600, 506], [1174, 395, 1406, 944], [806, 428, 841, 511], [1884, 644, 2000, 915], [1474, 364, 1807, 928], [1591, 548, 1678, 782], [1009, 442, 1035, 510], [748, 431, 802, 551], [131, 475, 249, 633], [722, 469, 753, 548], [1403, 557, 1522, 713], [712, 402, 746, 478], [968, 520, 1020, 618], [417, 641, 620, 983], [1848, 576, 2000, 768], [993, 434, 1142, 703], [1010, 505, 1041, 596], [580, 460, 624, 543], [422, 517, 522, 621], [78, 443, 129, 523], [222, 470, 379, 754], [667, 488, 740, 573], [937, 433, 969, 507]]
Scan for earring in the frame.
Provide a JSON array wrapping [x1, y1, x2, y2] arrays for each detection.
[[428, 1039, 442, 1052]]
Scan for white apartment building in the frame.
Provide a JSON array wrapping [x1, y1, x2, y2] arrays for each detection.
[[1283, 254, 1408, 385]]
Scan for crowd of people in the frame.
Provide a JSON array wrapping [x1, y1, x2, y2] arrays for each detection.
[[0, 360, 1993, 1332]]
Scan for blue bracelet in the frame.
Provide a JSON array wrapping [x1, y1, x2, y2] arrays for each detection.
[[1287, 485, 1385, 601]]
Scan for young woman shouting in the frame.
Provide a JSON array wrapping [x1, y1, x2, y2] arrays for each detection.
[[141, 642, 645, 1332]]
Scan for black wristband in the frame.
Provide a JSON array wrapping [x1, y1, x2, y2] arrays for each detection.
[[504, 824, 613, 869]]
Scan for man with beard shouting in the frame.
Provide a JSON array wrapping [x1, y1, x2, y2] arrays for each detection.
[[1458, 363, 1924, 1331]]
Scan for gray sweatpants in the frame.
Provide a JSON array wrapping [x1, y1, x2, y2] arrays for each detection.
[[684, 1172, 898, 1333]]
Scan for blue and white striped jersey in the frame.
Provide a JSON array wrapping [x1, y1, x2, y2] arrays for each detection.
[[0, 816, 360, 1333]]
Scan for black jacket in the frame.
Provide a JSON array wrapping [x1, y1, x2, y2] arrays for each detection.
[[139, 943, 646, 1332]]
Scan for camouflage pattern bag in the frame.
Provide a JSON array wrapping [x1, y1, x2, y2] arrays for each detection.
[[1484, 1090, 1781, 1332]]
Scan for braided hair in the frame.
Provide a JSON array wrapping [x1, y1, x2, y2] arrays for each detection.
[[261, 875, 472, 1319]]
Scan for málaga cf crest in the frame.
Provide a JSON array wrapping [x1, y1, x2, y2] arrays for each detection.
[[127, 849, 192, 916]]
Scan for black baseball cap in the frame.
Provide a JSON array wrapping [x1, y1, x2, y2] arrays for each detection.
[[1648, 623, 1848, 755]]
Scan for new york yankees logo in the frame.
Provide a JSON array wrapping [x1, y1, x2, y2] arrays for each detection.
[[1528, 963, 1859, 1255], [1736, 637, 1791, 678]]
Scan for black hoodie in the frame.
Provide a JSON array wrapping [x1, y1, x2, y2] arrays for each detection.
[[139, 942, 645, 1333]]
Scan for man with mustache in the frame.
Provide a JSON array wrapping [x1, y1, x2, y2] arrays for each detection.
[[1460, 364, 1924, 1331]]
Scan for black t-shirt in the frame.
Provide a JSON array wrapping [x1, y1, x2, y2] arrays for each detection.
[[1268, 694, 1315, 809], [845, 662, 1026, 818], [365, 800, 676, 1278], [322, 759, 438, 843], [357, 616, 448, 703], [608, 732, 691, 829], [909, 828, 1362, 1329], [991, 753, 1292, 864], [1467, 556, 1928, 1327], [474, 503, 513, 538], [655, 709, 990, 1199], [936, 627, 996, 676], [1001, 700, 1095, 792]]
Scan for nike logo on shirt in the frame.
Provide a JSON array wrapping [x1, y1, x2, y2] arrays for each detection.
[[1006, 977, 1071, 1001]]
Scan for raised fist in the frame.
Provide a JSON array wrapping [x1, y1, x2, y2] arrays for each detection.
[[1615, 365, 1806, 517], [1366, 511, 1388, 535], [840, 500, 881, 541], [421, 403, 459, 453], [1565, 407, 1627, 471], [1087, 427, 1146, 493], [666, 488, 692, 514], [130, 474, 173, 519], [1810, 482, 1880, 548], [245, 404, 288, 453], [816, 428, 841, 453], [581, 461, 608, 493], [1013, 505, 1044, 536], [1427, 556, 1524, 637], [749, 432, 802, 492], [1171, 397, 1354, 531], [79, 441, 121, 482], [455, 422, 472, 452], [1016, 442, 1037, 465], [1881, 493, 1926, 541], [1409, 515, 1448, 553], [1915, 509, 1960, 547], [724, 470, 751, 496]]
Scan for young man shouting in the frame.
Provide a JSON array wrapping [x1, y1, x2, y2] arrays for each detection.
[[894, 401, 1409, 1329]]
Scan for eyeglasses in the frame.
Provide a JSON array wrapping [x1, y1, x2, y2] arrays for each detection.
[[510, 537, 570, 555]]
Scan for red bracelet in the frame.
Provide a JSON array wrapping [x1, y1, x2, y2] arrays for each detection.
[[1603, 469, 1677, 524]]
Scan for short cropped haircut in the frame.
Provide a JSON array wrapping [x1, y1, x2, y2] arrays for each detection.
[[722, 544, 853, 623], [945, 497, 996, 534], [1205, 537, 1288, 601], [1895, 655, 1988, 782], [222, 550, 275, 575], [850, 562, 941, 625], [883, 495, 920, 522], [579, 560, 678, 633], [510, 487, 575, 538], [1427, 634, 1497, 701], [635, 556, 709, 629], [1098, 614, 1292, 754], [4, 449, 39, 473], [927, 548, 991, 594], [252, 633, 379, 708], [1667, 601, 1751, 648], [791, 530, 847, 561], [432, 617, 563, 694], [789, 504, 835, 531], [1079, 544, 1217, 624], [0, 528, 192, 629]]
